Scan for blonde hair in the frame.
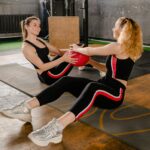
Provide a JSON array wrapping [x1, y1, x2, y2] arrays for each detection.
[[117, 17, 143, 61], [21, 16, 39, 40]]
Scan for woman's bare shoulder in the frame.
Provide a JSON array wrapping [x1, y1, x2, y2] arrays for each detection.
[[22, 42, 35, 53], [113, 42, 125, 54]]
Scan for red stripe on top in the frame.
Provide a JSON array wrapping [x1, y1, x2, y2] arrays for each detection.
[[47, 64, 72, 79], [76, 88, 123, 120], [111, 55, 117, 78]]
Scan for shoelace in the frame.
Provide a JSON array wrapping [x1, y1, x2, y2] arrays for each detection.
[[12, 103, 29, 113], [33, 119, 60, 138], [43, 119, 59, 137]]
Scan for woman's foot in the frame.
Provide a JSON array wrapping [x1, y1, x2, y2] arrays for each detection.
[[1, 101, 32, 123], [78, 64, 93, 71], [99, 71, 106, 77], [28, 118, 63, 147]]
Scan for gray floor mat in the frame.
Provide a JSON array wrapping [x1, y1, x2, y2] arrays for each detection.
[[0, 64, 48, 96], [0, 63, 100, 96]]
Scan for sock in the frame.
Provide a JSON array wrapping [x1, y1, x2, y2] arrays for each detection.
[[24, 101, 32, 110]]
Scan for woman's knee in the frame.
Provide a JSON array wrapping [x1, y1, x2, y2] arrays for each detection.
[[59, 76, 72, 83], [55, 76, 73, 88], [83, 82, 105, 95], [86, 82, 98, 89]]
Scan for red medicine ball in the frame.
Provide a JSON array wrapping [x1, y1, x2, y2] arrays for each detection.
[[68, 50, 89, 66]]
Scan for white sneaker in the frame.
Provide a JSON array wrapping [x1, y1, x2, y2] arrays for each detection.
[[78, 66, 86, 70], [1, 101, 31, 123], [28, 118, 63, 147], [100, 71, 106, 77]]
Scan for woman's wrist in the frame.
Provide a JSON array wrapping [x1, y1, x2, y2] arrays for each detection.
[[57, 49, 62, 55], [58, 49, 65, 56], [59, 55, 65, 62], [86, 47, 91, 55], [76, 48, 84, 52], [76, 47, 90, 55]]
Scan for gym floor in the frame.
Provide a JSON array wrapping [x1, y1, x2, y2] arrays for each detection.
[[0, 47, 149, 150]]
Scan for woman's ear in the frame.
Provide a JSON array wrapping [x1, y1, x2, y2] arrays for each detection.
[[24, 24, 28, 30]]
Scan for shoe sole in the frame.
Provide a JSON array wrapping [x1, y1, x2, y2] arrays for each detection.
[[2, 111, 31, 123], [78, 66, 86, 71], [28, 134, 62, 147]]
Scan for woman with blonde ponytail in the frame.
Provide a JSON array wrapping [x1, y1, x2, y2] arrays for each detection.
[[2, 17, 143, 147], [20, 16, 77, 85], [117, 17, 143, 61]]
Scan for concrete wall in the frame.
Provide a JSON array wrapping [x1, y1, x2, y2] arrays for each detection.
[[75, 0, 150, 44], [0, 0, 39, 16], [0, 0, 149, 43]]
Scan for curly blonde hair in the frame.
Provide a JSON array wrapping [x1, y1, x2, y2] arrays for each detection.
[[117, 17, 143, 61]]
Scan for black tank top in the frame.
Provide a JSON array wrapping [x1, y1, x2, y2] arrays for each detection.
[[106, 55, 134, 81], [24, 39, 50, 69]]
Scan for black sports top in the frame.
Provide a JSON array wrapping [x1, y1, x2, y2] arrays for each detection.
[[24, 39, 50, 69], [105, 55, 134, 81]]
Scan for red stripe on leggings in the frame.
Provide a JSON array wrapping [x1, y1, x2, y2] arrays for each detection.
[[111, 55, 117, 78], [47, 64, 72, 79], [76, 88, 123, 120]]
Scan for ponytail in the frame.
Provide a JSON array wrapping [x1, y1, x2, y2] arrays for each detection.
[[21, 20, 27, 40], [117, 17, 143, 61]]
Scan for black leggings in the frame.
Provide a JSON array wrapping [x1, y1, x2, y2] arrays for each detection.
[[36, 76, 126, 120], [38, 56, 73, 85]]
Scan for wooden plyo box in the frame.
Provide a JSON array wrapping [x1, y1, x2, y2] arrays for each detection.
[[48, 16, 80, 49]]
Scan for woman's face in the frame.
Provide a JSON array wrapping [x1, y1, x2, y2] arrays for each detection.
[[112, 20, 121, 40], [26, 19, 41, 36]]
